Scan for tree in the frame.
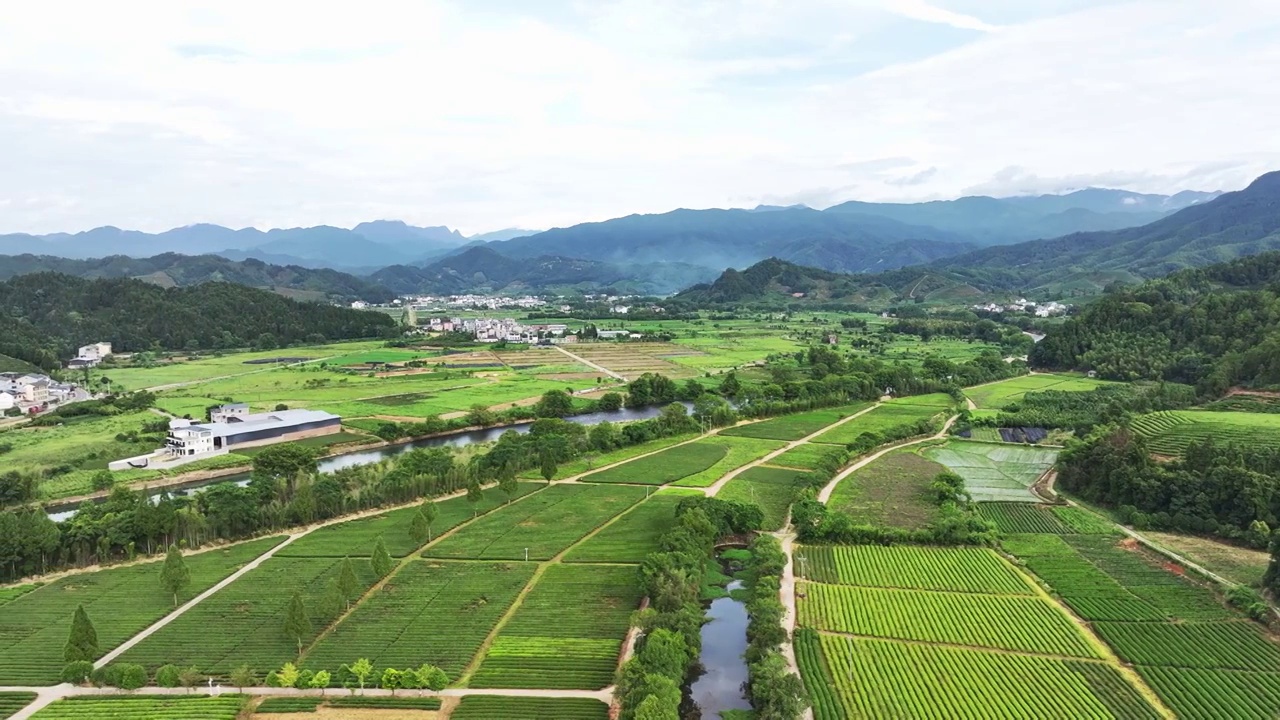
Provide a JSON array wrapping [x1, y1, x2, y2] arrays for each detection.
[[344, 658, 375, 690], [320, 577, 344, 619], [156, 664, 182, 688], [533, 389, 574, 418], [159, 544, 191, 606], [115, 663, 149, 690], [466, 481, 484, 516], [371, 537, 393, 579], [91, 470, 114, 491], [338, 557, 360, 609], [411, 663, 449, 691], [1265, 530, 1280, 595], [409, 509, 430, 546], [598, 392, 623, 412], [60, 661, 94, 685], [634, 694, 680, 720], [310, 669, 331, 694], [421, 500, 439, 541], [178, 666, 203, 690], [499, 472, 519, 504], [540, 455, 557, 483], [230, 665, 257, 691], [282, 592, 311, 654], [720, 371, 741, 397], [636, 628, 689, 681], [276, 662, 302, 689], [379, 667, 403, 693], [64, 605, 99, 663], [250, 443, 319, 498]]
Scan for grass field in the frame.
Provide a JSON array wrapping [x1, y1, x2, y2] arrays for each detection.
[[303, 560, 537, 680], [117, 555, 379, 675], [423, 484, 647, 561], [798, 545, 1033, 595], [0, 538, 282, 685], [826, 450, 946, 530], [1142, 531, 1272, 587], [1132, 410, 1280, 455], [278, 483, 544, 558], [811, 399, 949, 446], [450, 696, 610, 719], [965, 374, 1111, 410], [924, 441, 1057, 502], [668, 436, 788, 488], [30, 696, 246, 720], [578, 441, 728, 485], [470, 564, 642, 690], [563, 489, 702, 563], [720, 403, 873, 441], [716, 466, 807, 530]]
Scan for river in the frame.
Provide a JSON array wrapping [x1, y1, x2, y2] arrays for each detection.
[[688, 578, 752, 718], [47, 402, 692, 521]]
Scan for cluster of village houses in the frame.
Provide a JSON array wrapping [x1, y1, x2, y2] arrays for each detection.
[[972, 299, 1069, 317], [423, 317, 644, 344], [0, 343, 108, 414]]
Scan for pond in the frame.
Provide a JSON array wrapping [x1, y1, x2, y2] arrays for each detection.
[[688, 578, 752, 718]]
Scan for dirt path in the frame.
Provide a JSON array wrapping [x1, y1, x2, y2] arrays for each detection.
[[816, 414, 959, 503], [703, 405, 882, 498], [550, 345, 627, 382], [771, 526, 815, 720]]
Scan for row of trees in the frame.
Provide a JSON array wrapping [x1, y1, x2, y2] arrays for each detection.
[[741, 535, 808, 719]]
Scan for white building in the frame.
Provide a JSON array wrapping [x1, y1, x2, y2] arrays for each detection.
[[0, 392, 15, 411], [0, 373, 50, 405]]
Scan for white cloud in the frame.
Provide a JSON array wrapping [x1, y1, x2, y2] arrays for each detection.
[[0, 0, 1276, 236]]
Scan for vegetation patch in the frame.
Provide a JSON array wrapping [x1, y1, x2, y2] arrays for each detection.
[[327, 696, 443, 709], [0, 693, 36, 719], [1132, 410, 1280, 455], [579, 441, 727, 485], [29, 696, 246, 720], [668, 436, 787, 488], [1094, 621, 1280, 670], [254, 697, 321, 713], [826, 451, 946, 530], [978, 502, 1074, 534], [811, 402, 945, 446], [563, 489, 703, 563], [767, 443, 845, 471], [721, 403, 872, 441], [798, 545, 1033, 595], [965, 374, 1109, 410], [1139, 666, 1280, 720], [716, 465, 807, 530]]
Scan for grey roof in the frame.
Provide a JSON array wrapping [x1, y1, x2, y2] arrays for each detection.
[[190, 409, 340, 438]]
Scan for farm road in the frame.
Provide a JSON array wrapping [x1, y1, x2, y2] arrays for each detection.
[[551, 345, 627, 381], [816, 413, 960, 503]]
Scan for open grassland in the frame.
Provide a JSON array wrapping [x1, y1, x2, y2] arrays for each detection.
[[1132, 410, 1280, 455], [0, 537, 282, 685], [423, 484, 646, 561], [667, 436, 787, 488], [278, 483, 543, 558], [804, 632, 1159, 720], [716, 466, 807, 530], [1139, 667, 1280, 720], [470, 564, 642, 690], [826, 451, 946, 530], [578, 441, 728, 485], [304, 560, 536, 681], [0, 694, 35, 719], [564, 489, 702, 563], [450, 696, 610, 720], [965, 373, 1111, 410], [117, 556, 379, 675], [1142, 531, 1272, 587], [721, 403, 872, 441], [811, 400, 948, 446], [798, 582, 1101, 657], [30, 696, 246, 720], [924, 441, 1057, 502], [798, 545, 1033, 595], [522, 432, 699, 481]]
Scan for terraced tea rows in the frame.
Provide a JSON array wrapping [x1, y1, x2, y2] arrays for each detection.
[[1095, 621, 1280, 670], [30, 696, 245, 720], [978, 503, 1074, 533], [1131, 410, 1280, 455], [303, 560, 536, 679], [798, 545, 1032, 595], [450, 696, 610, 719], [470, 564, 642, 689], [0, 693, 35, 719], [1139, 667, 1280, 720]]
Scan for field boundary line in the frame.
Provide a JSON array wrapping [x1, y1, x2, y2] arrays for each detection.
[[816, 413, 959, 503], [454, 562, 552, 687], [551, 345, 626, 381]]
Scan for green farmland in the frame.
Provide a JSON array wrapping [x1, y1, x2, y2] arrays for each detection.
[[965, 373, 1110, 409], [721, 403, 873, 441], [716, 466, 807, 530], [1132, 410, 1280, 455], [827, 450, 947, 530], [924, 441, 1057, 502], [811, 399, 949, 445]]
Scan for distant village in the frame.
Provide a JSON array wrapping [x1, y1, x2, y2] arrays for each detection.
[[0, 342, 107, 415], [422, 317, 644, 344], [971, 298, 1070, 317]]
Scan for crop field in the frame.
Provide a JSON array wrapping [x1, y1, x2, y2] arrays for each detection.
[[450, 696, 610, 720], [668, 436, 787, 488], [767, 442, 844, 470], [880, 336, 1006, 365], [811, 401, 947, 446], [798, 583, 1100, 657], [808, 633, 1156, 720], [1131, 410, 1280, 455], [1054, 506, 1124, 534], [716, 466, 807, 530], [470, 564, 642, 690], [579, 441, 727, 485], [304, 560, 536, 680], [117, 556, 378, 675], [563, 489, 702, 563], [1139, 667, 1280, 720], [278, 482, 544, 558], [826, 451, 947, 530], [965, 374, 1110, 410], [797, 545, 1033, 595], [103, 341, 386, 390], [0, 537, 282, 685], [923, 441, 1057, 502], [0, 694, 35, 719], [1094, 621, 1280, 670], [523, 432, 699, 481], [1065, 535, 1232, 620], [29, 696, 246, 720], [978, 502, 1073, 533], [423, 484, 646, 561], [326, 696, 442, 710], [558, 342, 701, 380], [721, 403, 872, 441]]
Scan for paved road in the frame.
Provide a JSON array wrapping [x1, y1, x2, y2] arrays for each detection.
[[817, 414, 959, 503], [551, 345, 627, 382]]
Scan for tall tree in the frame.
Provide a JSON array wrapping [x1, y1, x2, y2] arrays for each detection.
[[159, 544, 191, 607], [409, 509, 430, 546], [337, 557, 359, 609], [421, 500, 439, 541], [320, 577, 344, 619], [370, 537, 393, 579], [282, 592, 311, 654], [499, 472, 519, 504], [466, 481, 484, 517], [64, 605, 99, 663]]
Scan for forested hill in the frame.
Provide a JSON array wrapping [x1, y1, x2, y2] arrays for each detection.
[[1030, 251, 1280, 394], [933, 171, 1280, 293], [0, 273, 397, 371], [0, 253, 395, 303]]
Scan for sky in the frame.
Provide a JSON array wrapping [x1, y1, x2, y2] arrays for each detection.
[[1, 0, 1278, 235]]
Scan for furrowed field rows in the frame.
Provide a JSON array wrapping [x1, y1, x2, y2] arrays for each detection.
[[449, 696, 610, 719], [29, 696, 245, 719], [424, 484, 647, 561], [563, 489, 702, 563], [798, 582, 1101, 657], [578, 441, 728, 484], [716, 466, 807, 531], [1139, 667, 1280, 720], [767, 443, 845, 470], [304, 560, 537, 681], [978, 502, 1074, 534], [812, 633, 1158, 720], [798, 545, 1033, 595], [1131, 410, 1280, 455], [794, 630, 842, 720], [721, 403, 872, 441], [0, 693, 35, 719], [1094, 621, 1280, 670], [278, 482, 544, 557], [1065, 534, 1232, 620], [470, 564, 642, 690], [117, 556, 379, 675], [0, 537, 283, 685]]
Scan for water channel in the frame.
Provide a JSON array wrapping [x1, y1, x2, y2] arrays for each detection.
[[47, 402, 692, 521], [688, 578, 752, 718]]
